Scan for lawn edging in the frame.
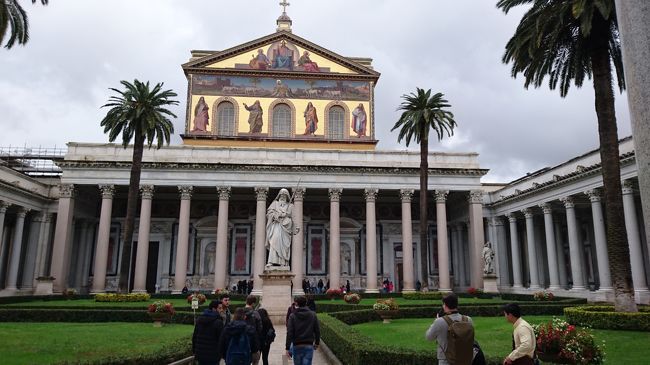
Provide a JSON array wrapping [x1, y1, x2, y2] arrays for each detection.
[[564, 305, 650, 331]]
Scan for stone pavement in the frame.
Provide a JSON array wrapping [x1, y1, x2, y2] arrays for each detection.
[[266, 325, 334, 365]]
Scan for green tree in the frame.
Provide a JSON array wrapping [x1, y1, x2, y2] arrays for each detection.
[[392, 88, 457, 289], [0, 0, 48, 49], [101, 80, 178, 292], [498, 0, 636, 312]]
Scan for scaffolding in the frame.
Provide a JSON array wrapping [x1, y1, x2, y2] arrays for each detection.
[[0, 146, 66, 177]]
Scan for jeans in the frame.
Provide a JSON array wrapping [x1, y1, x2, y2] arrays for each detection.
[[261, 344, 271, 365], [292, 345, 314, 365]]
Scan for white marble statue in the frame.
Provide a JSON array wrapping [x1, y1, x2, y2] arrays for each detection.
[[482, 241, 495, 275], [265, 188, 295, 269]]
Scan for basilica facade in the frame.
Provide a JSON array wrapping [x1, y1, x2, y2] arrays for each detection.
[[0, 13, 648, 304]]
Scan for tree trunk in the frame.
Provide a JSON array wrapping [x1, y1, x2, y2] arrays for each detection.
[[419, 125, 429, 288], [118, 133, 145, 292], [591, 17, 637, 312]]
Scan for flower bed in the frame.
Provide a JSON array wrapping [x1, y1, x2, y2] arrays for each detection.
[[95, 293, 151, 302], [564, 305, 650, 331], [326, 288, 343, 299], [534, 317, 604, 364], [402, 291, 446, 300], [186, 292, 207, 305], [533, 290, 555, 301], [343, 293, 361, 304]]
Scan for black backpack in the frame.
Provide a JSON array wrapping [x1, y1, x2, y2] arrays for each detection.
[[266, 327, 276, 345], [226, 333, 251, 365]]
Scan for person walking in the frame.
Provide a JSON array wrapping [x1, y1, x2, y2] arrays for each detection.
[[286, 295, 320, 365], [317, 279, 324, 294], [244, 295, 263, 365], [503, 303, 536, 365], [425, 293, 475, 365], [220, 294, 232, 325], [192, 300, 225, 365], [258, 308, 275, 365], [219, 308, 259, 365]]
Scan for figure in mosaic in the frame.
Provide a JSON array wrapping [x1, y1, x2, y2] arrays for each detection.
[[352, 103, 367, 137], [244, 100, 263, 133], [272, 40, 294, 69], [266, 188, 295, 268], [191, 97, 209, 133], [303, 102, 318, 136], [249, 49, 271, 70], [298, 51, 320, 72]]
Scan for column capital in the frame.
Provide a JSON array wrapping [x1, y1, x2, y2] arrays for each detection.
[[178, 185, 193, 200], [254, 186, 269, 201], [622, 180, 635, 195], [98, 184, 115, 199], [59, 184, 75, 198], [140, 185, 155, 199], [217, 186, 231, 200], [16, 207, 30, 218], [292, 187, 306, 201], [539, 203, 553, 214], [468, 190, 483, 204], [491, 216, 504, 226], [560, 196, 575, 209], [522, 208, 534, 219], [506, 212, 517, 222], [584, 188, 602, 202], [434, 190, 449, 203], [399, 189, 414, 202], [32, 211, 47, 223], [364, 188, 378, 202], [0, 200, 10, 213], [328, 188, 342, 201]]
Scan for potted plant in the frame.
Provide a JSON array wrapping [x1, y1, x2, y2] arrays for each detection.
[[147, 300, 176, 327], [533, 317, 604, 364], [373, 298, 399, 323]]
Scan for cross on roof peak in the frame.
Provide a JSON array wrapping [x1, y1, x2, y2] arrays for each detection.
[[279, 0, 290, 13]]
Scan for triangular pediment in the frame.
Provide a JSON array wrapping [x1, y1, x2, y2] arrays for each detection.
[[182, 31, 380, 80]]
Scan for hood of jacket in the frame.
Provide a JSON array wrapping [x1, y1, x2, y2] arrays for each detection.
[[224, 319, 249, 336], [197, 309, 222, 326], [293, 307, 314, 320]]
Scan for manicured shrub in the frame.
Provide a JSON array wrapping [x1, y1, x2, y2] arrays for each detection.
[[95, 293, 151, 302], [343, 293, 361, 304], [402, 291, 445, 300], [564, 305, 650, 331]]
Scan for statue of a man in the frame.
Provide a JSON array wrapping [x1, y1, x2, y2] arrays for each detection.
[[265, 188, 295, 268], [482, 241, 495, 274]]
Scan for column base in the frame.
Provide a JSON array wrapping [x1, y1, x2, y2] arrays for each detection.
[[570, 285, 586, 291], [635, 289, 650, 305], [548, 285, 561, 291], [89, 289, 106, 295], [401, 288, 416, 293], [365, 288, 379, 294], [512, 284, 523, 289], [131, 289, 148, 294], [250, 289, 263, 296], [0, 288, 18, 297], [291, 289, 305, 297], [438, 287, 453, 292], [171, 290, 183, 294], [528, 285, 541, 290], [590, 288, 614, 303]]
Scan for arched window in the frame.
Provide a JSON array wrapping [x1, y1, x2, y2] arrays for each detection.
[[272, 103, 292, 137], [327, 106, 345, 139], [216, 101, 235, 136]]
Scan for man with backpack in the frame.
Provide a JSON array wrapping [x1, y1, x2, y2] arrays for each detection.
[[286, 295, 320, 365], [425, 293, 475, 365], [244, 295, 263, 365], [192, 300, 224, 365], [503, 303, 536, 365], [218, 307, 259, 365]]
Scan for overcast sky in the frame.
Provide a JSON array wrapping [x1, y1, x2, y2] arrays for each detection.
[[0, 0, 633, 183]]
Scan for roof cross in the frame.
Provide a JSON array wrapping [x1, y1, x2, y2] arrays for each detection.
[[279, 0, 290, 13]]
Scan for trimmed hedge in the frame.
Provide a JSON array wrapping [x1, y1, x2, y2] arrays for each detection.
[[0, 308, 200, 324], [565, 305, 650, 331], [403, 291, 446, 300], [53, 336, 192, 365], [95, 293, 151, 302]]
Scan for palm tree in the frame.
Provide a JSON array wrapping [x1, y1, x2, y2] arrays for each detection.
[[101, 80, 178, 292], [392, 88, 457, 289], [0, 0, 48, 49], [498, 0, 636, 312]]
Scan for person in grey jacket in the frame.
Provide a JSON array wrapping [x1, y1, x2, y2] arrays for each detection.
[[286, 296, 320, 365], [425, 293, 474, 365]]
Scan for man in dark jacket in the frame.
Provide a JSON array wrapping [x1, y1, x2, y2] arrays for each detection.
[[219, 307, 259, 364], [244, 295, 263, 365], [192, 300, 224, 365], [286, 295, 320, 365]]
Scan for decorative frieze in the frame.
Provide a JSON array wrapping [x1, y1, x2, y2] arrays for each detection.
[[98, 184, 115, 199], [216, 186, 231, 200], [178, 185, 193, 200], [140, 185, 155, 199], [328, 188, 342, 201]]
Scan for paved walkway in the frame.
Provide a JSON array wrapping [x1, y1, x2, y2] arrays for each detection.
[[267, 325, 333, 365]]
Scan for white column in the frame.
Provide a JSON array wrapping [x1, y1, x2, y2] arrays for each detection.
[[553, 218, 569, 288], [132, 185, 154, 293], [174, 186, 193, 294], [622, 181, 650, 298], [494, 217, 510, 287], [585, 189, 613, 291], [507, 213, 523, 289], [214, 186, 231, 291], [435, 190, 451, 291], [291, 187, 306, 296], [0, 201, 11, 281], [456, 223, 468, 287], [364, 188, 379, 293], [400, 189, 415, 292], [252, 186, 269, 296], [561, 196, 585, 290], [91, 184, 115, 293], [522, 208, 540, 289], [539, 204, 561, 290], [31, 212, 52, 284], [328, 188, 342, 290], [73, 221, 91, 290], [51, 184, 75, 293], [4, 207, 29, 291], [468, 191, 485, 289]]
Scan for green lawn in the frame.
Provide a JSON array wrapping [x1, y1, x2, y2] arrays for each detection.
[[354, 316, 650, 364], [0, 298, 244, 308], [0, 322, 192, 365]]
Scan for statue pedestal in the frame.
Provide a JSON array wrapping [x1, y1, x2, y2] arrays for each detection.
[[259, 269, 295, 325], [483, 274, 499, 293]]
